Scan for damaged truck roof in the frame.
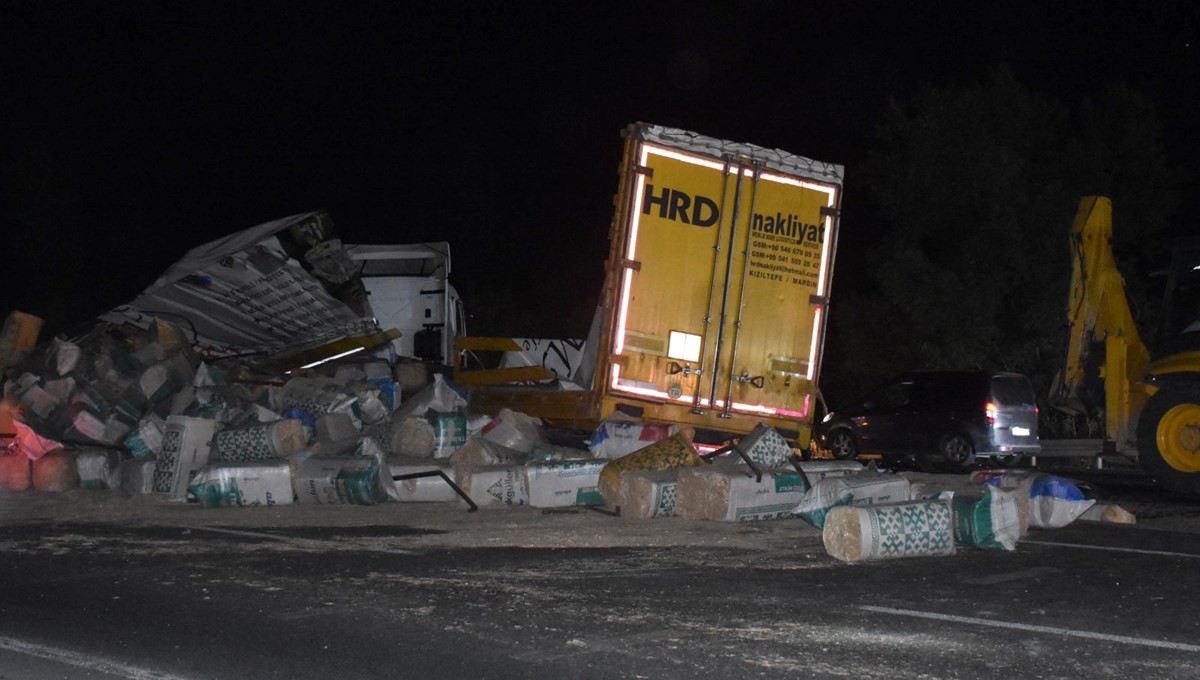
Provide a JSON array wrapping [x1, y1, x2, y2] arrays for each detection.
[[99, 211, 383, 362]]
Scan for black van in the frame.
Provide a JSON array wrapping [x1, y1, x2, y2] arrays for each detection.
[[815, 371, 1041, 467]]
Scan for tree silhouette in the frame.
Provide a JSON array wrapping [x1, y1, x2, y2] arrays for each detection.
[[821, 68, 1177, 407]]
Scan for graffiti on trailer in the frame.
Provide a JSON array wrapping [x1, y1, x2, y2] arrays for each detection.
[[516, 338, 587, 380]]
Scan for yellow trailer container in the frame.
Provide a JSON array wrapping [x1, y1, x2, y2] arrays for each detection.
[[460, 123, 844, 447]]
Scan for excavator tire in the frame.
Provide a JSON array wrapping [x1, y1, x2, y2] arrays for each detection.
[[1137, 383, 1200, 495]]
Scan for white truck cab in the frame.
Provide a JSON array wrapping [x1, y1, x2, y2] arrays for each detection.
[[345, 242, 465, 365]]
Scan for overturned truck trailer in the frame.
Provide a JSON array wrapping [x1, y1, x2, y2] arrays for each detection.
[[459, 123, 844, 448]]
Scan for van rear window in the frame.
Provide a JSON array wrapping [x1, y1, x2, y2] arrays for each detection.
[[992, 376, 1035, 405]]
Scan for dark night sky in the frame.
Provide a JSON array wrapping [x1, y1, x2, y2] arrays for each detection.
[[4, 1, 1199, 338]]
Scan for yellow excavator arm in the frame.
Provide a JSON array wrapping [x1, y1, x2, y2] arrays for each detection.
[[1051, 196, 1152, 447]]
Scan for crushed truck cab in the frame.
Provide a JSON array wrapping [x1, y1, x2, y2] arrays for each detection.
[[459, 123, 844, 448]]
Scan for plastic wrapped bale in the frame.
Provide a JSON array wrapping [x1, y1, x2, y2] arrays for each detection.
[[213, 419, 307, 462], [524, 459, 606, 508], [0, 311, 43, 369], [187, 461, 294, 508], [0, 454, 31, 491], [528, 443, 592, 462], [909, 472, 1030, 537], [677, 466, 808, 522], [432, 413, 468, 458], [479, 408, 546, 453], [394, 416, 436, 457], [118, 459, 158, 496], [792, 473, 910, 529], [389, 458, 459, 503], [353, 384, 390, 427], [450, 437, 528, 471], [735, 423, 796, 469], [394, 373, 465, 419], [1080, 503, 1136, 524], [598, 430, 702, 505], [75, 449, 122, 489], [18, 384, 62, 423], [138, 353, 194, 404], [456, 464, 527, 508], [153, 416, 216, 499], [49, 337, 82, 376], [823, 497, 955, 563], [275, 377, 362, 430], [125, 414, 165, 458], [615, 470, 679, 518], [394, 360, 430, 396], [951, 486, 1021, 551], [316, 412, 359, 444], [797, 460, 865, 481], [975, 471, 1095, 529], [293, 455, 391, 506], [32, 451, 79, 492], [588, 418, 676, 460]]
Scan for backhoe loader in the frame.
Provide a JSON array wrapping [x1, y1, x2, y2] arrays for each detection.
[[1050, 196, 1200, 493]]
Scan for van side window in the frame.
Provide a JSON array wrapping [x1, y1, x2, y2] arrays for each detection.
[[874, 381, 913, 409]]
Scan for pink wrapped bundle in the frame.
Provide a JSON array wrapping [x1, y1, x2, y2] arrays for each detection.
[[0, 453, 31, 491]]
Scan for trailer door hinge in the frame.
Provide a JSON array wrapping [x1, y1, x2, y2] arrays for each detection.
[[623, 259, 642, 271], [820, 206, 841, 219]]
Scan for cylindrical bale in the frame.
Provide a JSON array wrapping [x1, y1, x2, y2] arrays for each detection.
[[950, 486, 1021, 551], [823, 498, 955, 563], [394, 417, 436, 458], [0, 454, 31, 491], [118, 459, 158, 496], [907, 472, 1030, 537], [214, 419, 307, 462], [614, 470, 679, 519], [598, 430, 701, 505], [75, 448, 122, 490], [32, 451, 80, 492]]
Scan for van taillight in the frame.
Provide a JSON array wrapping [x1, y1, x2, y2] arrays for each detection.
[[985, 402, 998, 424]]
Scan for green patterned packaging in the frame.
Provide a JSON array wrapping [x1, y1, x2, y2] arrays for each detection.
[[951, 486, 1020, 551], [792, 473, 909, 529], [735, 423, 796, 469], [678, 466, 808, 522], [823, 497, 955, 563], [615, 470, 679, 518], [598, 431, 702, 504]]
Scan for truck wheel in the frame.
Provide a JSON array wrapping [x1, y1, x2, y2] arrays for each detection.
[[1137, 384, 1200, 495], [827, 429, 858, 460], [938, 433, 975, 469]]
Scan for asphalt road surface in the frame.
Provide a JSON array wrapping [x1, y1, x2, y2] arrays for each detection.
[[1, 470, 1199, 680]]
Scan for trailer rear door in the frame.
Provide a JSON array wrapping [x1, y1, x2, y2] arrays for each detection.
[[609, 128, 842, 431]]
